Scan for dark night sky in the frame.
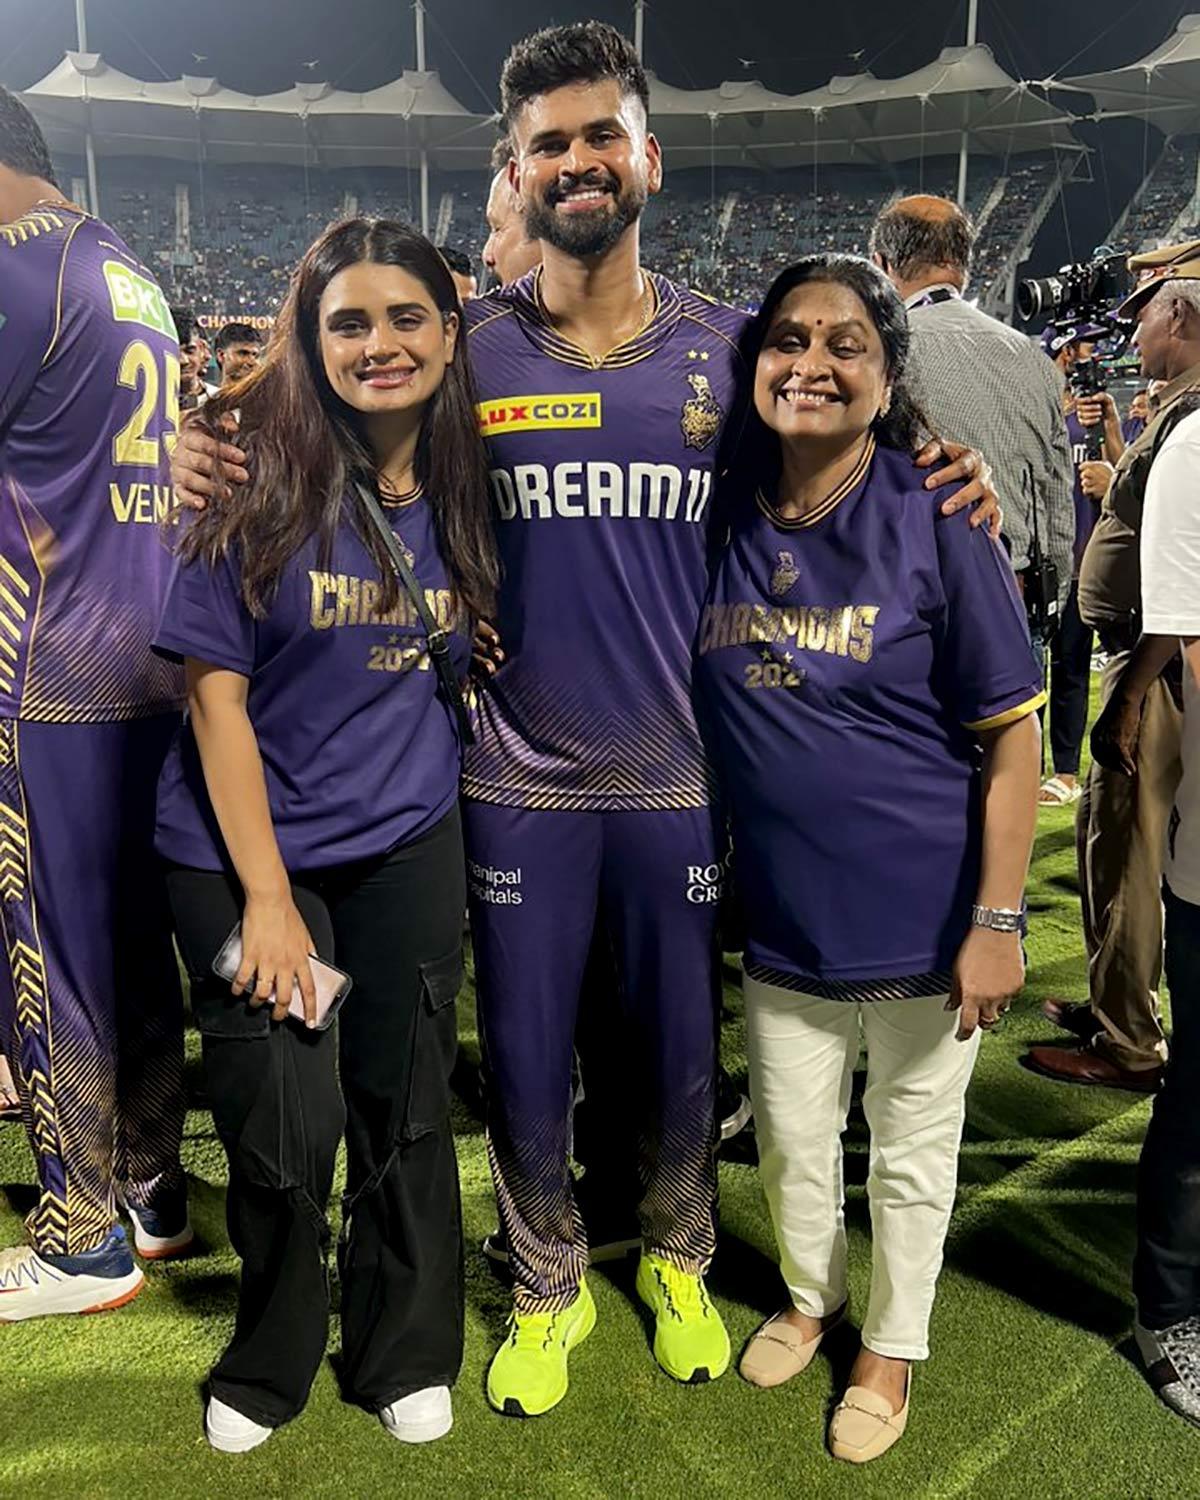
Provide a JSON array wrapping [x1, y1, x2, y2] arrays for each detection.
[[0, 0, 1194, 274], [0, 0, 1190, 105]]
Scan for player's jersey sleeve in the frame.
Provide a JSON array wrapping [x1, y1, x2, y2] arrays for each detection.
[[0, 232, 59, 436], [931, 501, 1046, 730], [154, 547, 255, 676]]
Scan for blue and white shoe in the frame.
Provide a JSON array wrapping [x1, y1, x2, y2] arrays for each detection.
[[0, 1226, 144, 1321], [124, 1185, 194, 1261]]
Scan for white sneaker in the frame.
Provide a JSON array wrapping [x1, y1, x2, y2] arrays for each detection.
[[0, 1235, 144, 1322], [205, 1396, 274, 1453], [126, 1205, 195, 1262], [379, 1385, 453, 1443]]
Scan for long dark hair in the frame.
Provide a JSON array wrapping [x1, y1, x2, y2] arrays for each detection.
[[733, 253, 931, 496], [179, 218, 497, 622]]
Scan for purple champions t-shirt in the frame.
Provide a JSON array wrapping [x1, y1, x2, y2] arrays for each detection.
[[462, 270, 749, 811], [153, 493, 468, 872], [0, 203, 184, 721], [697, 440, 1045, 991], [1066, 410, 1100, 573]]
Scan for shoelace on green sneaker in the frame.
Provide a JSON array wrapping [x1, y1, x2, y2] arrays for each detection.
[[506, 1308, 562, 1353], [653, 1263, 710, 1324]]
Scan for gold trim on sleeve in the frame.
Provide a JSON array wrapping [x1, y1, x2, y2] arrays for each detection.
[[963, 691, 1047, 732]]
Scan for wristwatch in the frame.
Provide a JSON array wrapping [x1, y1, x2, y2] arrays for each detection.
[[971, 903, 1028, 937]]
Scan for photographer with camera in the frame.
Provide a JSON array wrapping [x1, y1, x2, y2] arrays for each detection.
[[1027, 241, 1200, 1093], [870, 196, 1074, 660], [1036, 324, 1123, 807]]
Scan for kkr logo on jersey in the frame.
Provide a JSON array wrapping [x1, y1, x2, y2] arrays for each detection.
[[477, 393, 602, 436], [102, 260, 176, 339], [770, 550, 800, 598], [680, 372, 724, 451]]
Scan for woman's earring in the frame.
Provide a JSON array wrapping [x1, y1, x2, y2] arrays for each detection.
[[879, 391, 892, 418]]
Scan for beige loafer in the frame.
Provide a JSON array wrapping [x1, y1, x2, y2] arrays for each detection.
[[739, 1304, 844, 1389], [828, 1376, 910, 1464]]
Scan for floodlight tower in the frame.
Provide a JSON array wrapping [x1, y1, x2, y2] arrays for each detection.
[[956, 0, 979, 206], [634, 0, 646, 61], [415, 0, 429, 236], [74, 0, 100, 216]]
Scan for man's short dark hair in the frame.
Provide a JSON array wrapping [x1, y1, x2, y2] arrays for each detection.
[[490, 135, 514, 173], [171, 306, 197, 346], [501, 21, 650, 135], [436, 245, 474, 278], [0, 86, 57, 185], [869, 199, 975, 281], [215, 321, 263, 353]]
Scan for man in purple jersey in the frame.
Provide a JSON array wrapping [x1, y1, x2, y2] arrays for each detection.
[[0, 88, 189, 1320], [170, 23, 995, 1415], [462, 29, 743, 1414]]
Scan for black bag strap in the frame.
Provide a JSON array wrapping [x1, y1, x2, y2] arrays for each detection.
[[352, 479, 474, 746]]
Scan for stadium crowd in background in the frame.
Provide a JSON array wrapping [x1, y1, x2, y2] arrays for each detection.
[[3, 8, 1200, 1474]]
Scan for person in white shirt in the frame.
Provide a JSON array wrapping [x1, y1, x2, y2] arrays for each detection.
[[1132, 265, 1200, 1428]]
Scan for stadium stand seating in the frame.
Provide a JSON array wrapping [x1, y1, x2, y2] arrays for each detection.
[[59, 152, 1060, 319], [1114, 136, 1200, 253]]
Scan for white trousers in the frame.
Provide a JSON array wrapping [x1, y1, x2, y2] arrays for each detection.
[[744, 975, 980, 1360]]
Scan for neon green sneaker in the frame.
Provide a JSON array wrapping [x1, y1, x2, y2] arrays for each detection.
[[635, 1252, 730, 1384], [486, 1278, 597, 1417]]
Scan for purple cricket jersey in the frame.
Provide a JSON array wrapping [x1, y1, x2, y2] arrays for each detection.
[[697, 440, 1045, 991], [1066, 410, 1100, 572], [153, 494, 469, 872], [463, 270, 749, 811], [0, 203, 184, 721]]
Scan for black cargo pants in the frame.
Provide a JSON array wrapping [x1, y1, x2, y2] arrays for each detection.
[[168, 806, 465, 1427]]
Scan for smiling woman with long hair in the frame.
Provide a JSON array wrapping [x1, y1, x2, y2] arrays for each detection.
[[698, 255, 1042, 1464], [153, 219, 495, 1453]]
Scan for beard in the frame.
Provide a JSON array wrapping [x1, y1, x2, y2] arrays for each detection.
[[523, 170, 647, 258]]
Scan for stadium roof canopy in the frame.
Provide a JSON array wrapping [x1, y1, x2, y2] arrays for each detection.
[[22, 51, 497, 168], [649, 46, 1084, 168], [23, 44, 1082, 174], [1064, 14, 1200, 135]]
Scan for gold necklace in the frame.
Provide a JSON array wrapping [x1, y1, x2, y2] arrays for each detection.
[[539, 269, 655, 343]]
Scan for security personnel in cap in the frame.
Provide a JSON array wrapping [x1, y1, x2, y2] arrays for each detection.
[[1027, 239, 1200, 1090]]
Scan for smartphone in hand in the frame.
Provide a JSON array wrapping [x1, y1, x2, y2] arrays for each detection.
[[212, 923, 352, 1030]]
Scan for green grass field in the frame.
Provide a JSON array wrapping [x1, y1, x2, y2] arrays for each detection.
[[3, 691, 1198, 1500]]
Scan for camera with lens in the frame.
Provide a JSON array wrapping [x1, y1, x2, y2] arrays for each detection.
[[1018, 248, 1130, 434], [1011, 252, 1131, 650], [1016, 250, 1129, 326]]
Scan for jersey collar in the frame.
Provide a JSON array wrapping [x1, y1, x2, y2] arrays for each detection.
[[756, 433, 877, 531], [509, 267, 684, 370]]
